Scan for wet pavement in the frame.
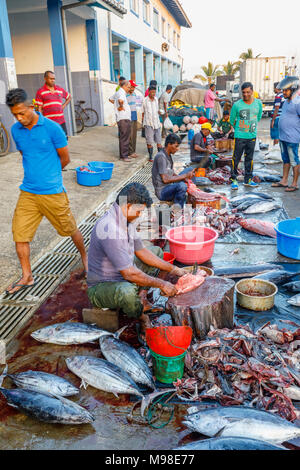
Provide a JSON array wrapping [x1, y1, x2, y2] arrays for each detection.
[[1, 118, 300, 450]]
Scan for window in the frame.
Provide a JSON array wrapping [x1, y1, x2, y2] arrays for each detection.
[[168, 24, 171, 43], [130, 0, 139, 16], [161, 17, 166, 38], [143, 0, 150, 25], [153, 8, 159, 32], [177, 34, 181, 50]]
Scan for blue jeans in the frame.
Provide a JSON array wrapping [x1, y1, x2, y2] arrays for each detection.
[[270, 117, 279, 140], [280, 141, 300, 166], [160, 182, 187, 208]]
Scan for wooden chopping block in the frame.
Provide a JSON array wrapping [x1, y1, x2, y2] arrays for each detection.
[[166, 276, 235, 339], [82, 307, 119, 332]]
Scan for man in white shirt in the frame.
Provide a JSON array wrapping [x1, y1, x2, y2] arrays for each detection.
[[142, 86, 162, 162], [159, 84, 172, 137], [111, 80, 132, 162]]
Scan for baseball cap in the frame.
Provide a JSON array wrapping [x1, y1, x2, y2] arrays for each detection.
[[129, 80, 138, 87]]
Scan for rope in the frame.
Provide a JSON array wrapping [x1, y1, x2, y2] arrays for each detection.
[[158, 326, 186, 354], [146, 392, 176, 429]]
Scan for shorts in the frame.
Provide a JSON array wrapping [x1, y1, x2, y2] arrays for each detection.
[[279, 141, 300, 167], [144, 126, 162, 146], [270, 117, 279, 140], [12, 190, 78, 242]]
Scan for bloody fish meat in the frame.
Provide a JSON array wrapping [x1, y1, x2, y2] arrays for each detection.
[[238, 218, 277, 238]]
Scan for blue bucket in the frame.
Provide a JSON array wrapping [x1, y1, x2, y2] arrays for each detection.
[[275, 218, 300, 260], [88, 161, 114, 180], [76, 166, 104, 187]]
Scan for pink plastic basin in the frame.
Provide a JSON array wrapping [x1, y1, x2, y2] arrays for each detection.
[[165, 225, 218, 265]]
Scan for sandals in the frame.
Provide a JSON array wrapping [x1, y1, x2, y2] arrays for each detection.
[[5, 280, 36, 296], [271, 182, 288, 188], [285, 186, 299, 192]]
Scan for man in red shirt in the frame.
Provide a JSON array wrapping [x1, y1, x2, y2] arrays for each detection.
[[35, 71, 71, 137]]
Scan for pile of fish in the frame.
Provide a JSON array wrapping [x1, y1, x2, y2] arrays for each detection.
[[0, 323, 157, 424], [176, 321, 300, 422], [206, 166, 232, 185], [230, 192, 281, 214]]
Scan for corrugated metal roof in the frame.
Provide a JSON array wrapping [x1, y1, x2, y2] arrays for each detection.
[[161, 0, 191, 28]]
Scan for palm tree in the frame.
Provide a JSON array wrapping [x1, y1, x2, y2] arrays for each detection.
[[239, 48, 262, 61], [222, 61, 240, 76], [194, 62, 222, 84]]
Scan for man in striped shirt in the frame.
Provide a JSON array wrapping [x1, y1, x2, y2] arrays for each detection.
[[35, 71, 71, 137], [270, 82, 284, 145]]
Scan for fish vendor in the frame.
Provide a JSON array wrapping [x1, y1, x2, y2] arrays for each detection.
[[87, 183, 188, 333], [152, 133, 195, 208], [212, 110, 235, 140], [190, 123, 215, 169]]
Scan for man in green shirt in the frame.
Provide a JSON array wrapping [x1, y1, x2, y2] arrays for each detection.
[[230, 82, 263, 189]]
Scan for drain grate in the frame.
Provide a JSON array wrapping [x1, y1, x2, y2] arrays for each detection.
[[0, 163, 153, 344]]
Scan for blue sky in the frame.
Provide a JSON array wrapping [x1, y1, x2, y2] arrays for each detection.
[[180, 0, 300, 80]]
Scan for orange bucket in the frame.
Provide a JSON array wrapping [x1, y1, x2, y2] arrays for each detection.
[[146, 326, 193, 357], [195, 168, 206, 177]]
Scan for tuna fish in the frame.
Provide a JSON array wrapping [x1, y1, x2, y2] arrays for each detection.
[[99, 333, 155, 390], [66, 356, 144, 398], [287, 294, 300, 307], [31, 321, 106, 345], [254, 270, 300, 286], [253, 173, 281, 183], [214, 264, 280, 279], [0, 388, 94, 424], [7, 370, 79, 397], [243, 201, 281, 214], [230, 194, 266, 207], [283, 282, 300, 293], [174, 436, 286, 450], [182, 406, 300, 443]]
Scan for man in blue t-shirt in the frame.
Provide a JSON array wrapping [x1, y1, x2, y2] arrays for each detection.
[[5, 88, 87, 295]]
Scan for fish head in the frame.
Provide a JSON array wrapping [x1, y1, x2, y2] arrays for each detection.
[[183, 409, 229, 436], [30, 325, 55, 342], [65, 356, 87, 371]]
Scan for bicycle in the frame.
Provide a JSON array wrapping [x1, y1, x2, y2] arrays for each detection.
[[75, 109, 84, 134], [0, 116, 10, 156], [75, 101, 99, 128]]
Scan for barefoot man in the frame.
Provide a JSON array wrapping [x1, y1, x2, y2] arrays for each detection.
[[5, 88, 88, 294]]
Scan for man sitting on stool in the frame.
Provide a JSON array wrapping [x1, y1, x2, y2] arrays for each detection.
[[152, 134, 194, 208], [190, 122, 215, 169]]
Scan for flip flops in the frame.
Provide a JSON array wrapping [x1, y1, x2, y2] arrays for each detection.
[[271, 182, 288, 188], [5, 280, 36, 296], [285, 186, 299, 192]]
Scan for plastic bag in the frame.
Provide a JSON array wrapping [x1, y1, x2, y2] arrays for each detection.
[[163, 117, 173, 130]]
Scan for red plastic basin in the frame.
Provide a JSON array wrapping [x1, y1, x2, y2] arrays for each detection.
[[163, 252, 175, 264], [165, 225, 218, 265], [146, 326, 193, 357]]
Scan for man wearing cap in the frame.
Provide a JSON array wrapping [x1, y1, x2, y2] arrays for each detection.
[[190, 123, 215, 168], [127, 80, 139, 158]]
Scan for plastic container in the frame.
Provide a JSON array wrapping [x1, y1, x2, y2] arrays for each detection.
[[150, 350, 186, 383], [88, 161, 114, 180], [76, 166, 104, 187], [183, 266, 214, 277], [275, 218, 300, 260], [235, 279, 278, 311], [188, 129, 195, 143], [188, 195, 221, 210], [195, 168, 206, 177], [165, 225, 218, 265], [163, 252, 175, 264], [146, 326, 193, 357]]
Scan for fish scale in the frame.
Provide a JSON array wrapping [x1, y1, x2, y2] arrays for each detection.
[[31, 321, 106, 345], [7, 370, 79, 397]]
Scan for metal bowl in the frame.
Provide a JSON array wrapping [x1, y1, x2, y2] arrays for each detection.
[[235, 278, 278, 311], [183, 266, 214, 277]]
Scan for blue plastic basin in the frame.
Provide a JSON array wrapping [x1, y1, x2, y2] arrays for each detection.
[[88, 161, 114, 180], [76, 166, 103, 187], [275, 218, 300, 260]]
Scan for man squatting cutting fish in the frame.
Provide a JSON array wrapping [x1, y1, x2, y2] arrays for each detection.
[[87, 183, 189, 335]]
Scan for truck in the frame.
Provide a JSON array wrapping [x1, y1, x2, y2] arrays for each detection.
[[226, 56, 298, 115]]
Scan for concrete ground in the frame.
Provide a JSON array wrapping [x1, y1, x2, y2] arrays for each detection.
[[0, 126, 148, 293]]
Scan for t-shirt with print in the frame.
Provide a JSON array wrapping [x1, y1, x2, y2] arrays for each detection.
[[127, 92, 137, 121], [152, 149, 174, 199], [217, 119, 232, 134], [230, 98, 263, 139]]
